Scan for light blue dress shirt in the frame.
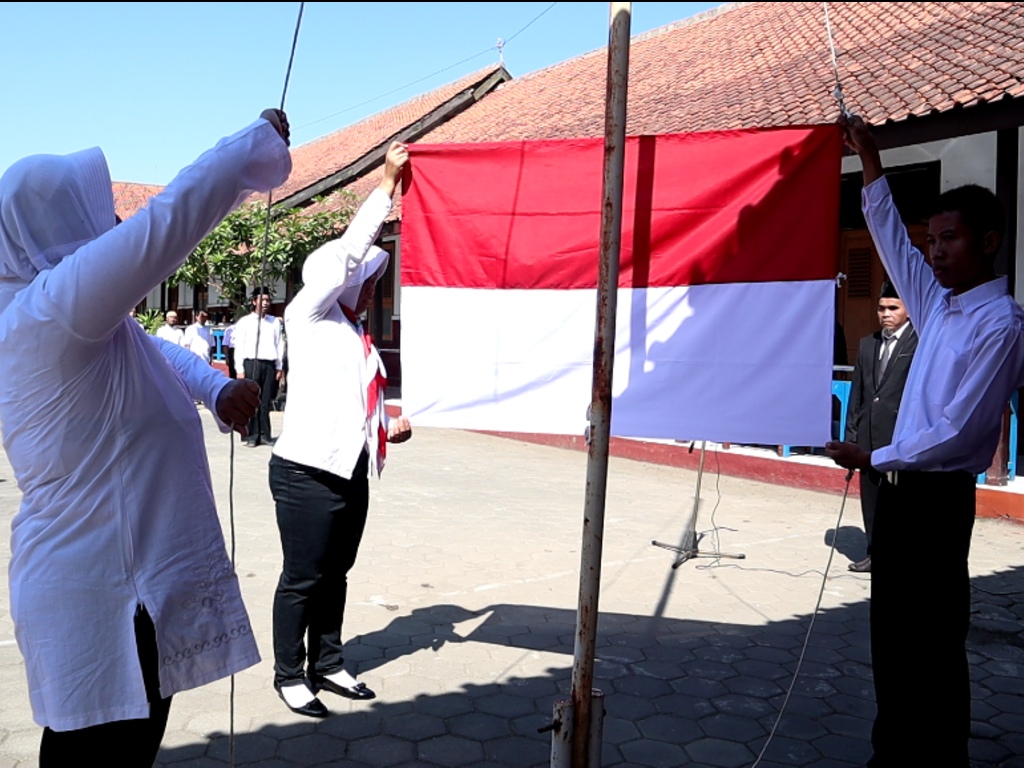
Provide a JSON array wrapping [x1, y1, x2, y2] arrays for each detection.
[[862, 177, 1024, 474]]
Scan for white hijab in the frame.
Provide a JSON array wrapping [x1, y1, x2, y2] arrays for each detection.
[[339, 244, 389, 315], [0, 147, 116, 312]]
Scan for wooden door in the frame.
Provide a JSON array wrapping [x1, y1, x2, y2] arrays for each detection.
[[837, 225, 928, 362]]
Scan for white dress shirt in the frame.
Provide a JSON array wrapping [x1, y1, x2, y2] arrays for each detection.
[[232, 312, 283, 375], [156, 323, 186, 346], [0, 118, 290, 730], [862, 177, 1024, 473], [184, 322, 214, 362], [273, 188, 392, 479]]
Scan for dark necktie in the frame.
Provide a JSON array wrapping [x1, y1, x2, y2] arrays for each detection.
[[878, 332, 896, 381]]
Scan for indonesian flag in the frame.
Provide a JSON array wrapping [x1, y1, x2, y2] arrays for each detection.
[[399, 126, 842, 446]]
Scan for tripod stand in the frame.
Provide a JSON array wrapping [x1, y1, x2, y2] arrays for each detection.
[[651, 440, 746, 568]]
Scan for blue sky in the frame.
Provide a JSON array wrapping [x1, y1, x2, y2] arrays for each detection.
[[0, 2, 723, 184]]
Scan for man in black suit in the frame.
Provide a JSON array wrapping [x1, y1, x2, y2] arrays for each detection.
[[844, 280, 917, 572]]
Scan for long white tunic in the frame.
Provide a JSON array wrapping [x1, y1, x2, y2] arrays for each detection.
[[0, 119, 291, 730]]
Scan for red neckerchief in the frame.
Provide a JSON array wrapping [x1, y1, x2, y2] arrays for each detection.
[[343, 306, 388, 470]]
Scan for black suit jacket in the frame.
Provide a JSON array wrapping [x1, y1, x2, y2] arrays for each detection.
[[845, 324, 918, 450]]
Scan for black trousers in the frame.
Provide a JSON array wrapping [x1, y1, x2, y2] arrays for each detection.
[[40, 606, 172, 768], [868, 469, 976, 768], [243, 358, 277, 443], [858, 467, 883, 556], [269, 452, 369, 687]]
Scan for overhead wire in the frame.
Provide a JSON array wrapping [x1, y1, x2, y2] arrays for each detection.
[[295, 2, 559, 131]]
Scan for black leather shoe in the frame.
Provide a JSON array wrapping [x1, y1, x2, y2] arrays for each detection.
[[848, 556, 871, 573], [313, 675, 376, 700], [275, 684, 330, 718]]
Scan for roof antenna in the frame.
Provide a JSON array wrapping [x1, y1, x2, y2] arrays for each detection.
[[496, 37, 505, 64]]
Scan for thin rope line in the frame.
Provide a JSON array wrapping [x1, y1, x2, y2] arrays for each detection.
[[823, 2, 849, 117], [229, 5, 304, 766], [749, 469, 855, 768]]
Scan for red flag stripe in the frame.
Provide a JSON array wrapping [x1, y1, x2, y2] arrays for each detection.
[[401, 126, 842, 291]]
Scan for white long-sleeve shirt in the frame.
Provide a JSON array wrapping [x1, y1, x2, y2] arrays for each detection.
[[272, 188, 392, 479], [232, 311, 283, 375], [862, 177, 1024, 473], [156, 323, 186, 346], [184, 322, 214, 362], [0, 118, 290, 730]]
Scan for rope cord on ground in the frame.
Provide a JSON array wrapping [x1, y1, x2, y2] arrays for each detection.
[[749, 468, 856, 768]]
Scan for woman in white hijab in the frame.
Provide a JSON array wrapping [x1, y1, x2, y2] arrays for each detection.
[[0, 109, 291, 765], [269, 141, 412, 717]]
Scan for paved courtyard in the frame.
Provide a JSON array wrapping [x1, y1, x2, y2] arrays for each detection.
[[0, 410, 1022, 767]]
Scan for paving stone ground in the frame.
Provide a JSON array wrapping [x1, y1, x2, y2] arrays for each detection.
[[0, 409, 1022, 767]]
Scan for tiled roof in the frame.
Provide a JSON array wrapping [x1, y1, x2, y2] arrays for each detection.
[[107, 65, 507, 219], [112, 182, 163, 221], [275, 64, 508, 202], [421, 1, 1024, 145], [113, 2, 1024, 222]]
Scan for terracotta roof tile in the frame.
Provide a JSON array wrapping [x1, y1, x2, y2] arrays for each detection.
[[413, 1, 1023, 149], [114, 3, 1024, 224], [112, 182, 163, 221]]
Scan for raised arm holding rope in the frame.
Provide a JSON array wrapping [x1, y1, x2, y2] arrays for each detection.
[[826, 113, 1024, 767], [0, 108, 291, 767], [267, 140, 411, 717]]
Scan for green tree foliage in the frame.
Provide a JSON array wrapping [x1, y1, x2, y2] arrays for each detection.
[[135, 308, 163, 335], [170, 192, 358, 317]]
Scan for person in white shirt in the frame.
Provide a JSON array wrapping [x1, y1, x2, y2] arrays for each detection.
[[268, 141, 412, 718], [183, 309, 214, 363], [827, 113, 1024, 767], [232, 291, 284, 446], [0, 107, 291, 766], [155, 310, 186, 346]]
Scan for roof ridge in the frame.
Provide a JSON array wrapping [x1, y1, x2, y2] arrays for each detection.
[[294, 64, 504, 150]]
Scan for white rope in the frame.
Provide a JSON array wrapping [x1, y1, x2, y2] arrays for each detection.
[[749, 469, 856, 767], [227, 5, 305, 767], [823, 2, 850, 117]]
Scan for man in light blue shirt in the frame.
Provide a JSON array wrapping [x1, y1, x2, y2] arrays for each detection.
[[827, 114, 1024, 767]]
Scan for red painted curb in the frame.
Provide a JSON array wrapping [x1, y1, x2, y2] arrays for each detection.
[[384, 399, 1022, 524]]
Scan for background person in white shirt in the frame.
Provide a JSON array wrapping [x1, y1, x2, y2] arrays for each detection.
[[268, 141, 412, 718], [155, 310, 185, 346], [827, 113, 1024, 767], [183, 309, 214, 363], [0, 107, 291, 767], [233, 290, 284, 446]]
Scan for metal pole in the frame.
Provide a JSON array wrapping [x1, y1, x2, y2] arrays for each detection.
[[569, 4, 630, 768]]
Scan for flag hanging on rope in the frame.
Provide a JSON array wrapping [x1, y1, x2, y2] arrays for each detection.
[[399, 126, 842, 446]]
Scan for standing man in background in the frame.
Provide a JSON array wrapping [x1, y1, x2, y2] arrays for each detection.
[[155, 310, 185, 346], [184, 309, 214, 363], [844, 280, 917, 573], [234, 289, 284, 446]]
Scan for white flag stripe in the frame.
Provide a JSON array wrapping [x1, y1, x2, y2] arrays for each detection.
[[401, 280, 834, 446]]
